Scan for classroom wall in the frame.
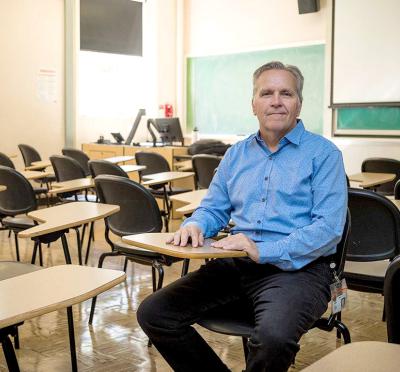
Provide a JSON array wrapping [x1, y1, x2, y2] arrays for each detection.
[[75, 0, 179, 146], [0, 0, 65, 169], [182, 0, 400, 174]]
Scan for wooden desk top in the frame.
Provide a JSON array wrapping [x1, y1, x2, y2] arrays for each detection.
[[0, 185, 6, 192], [142, 171, 195, 186], [19, 202, 119, 238], [349, 172, 396, 188], [49, 178, 94, 194], [103, 155, 135, 164], [302, 341, 400, 372], [120, 164, 146, 173], [25, 160, 52, 171], [20, 170, 52, 180], [0, 265, 125, 329], [122, 233, 247, 259], [170, 189, 208, 214]]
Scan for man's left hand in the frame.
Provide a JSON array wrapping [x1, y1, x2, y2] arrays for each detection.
[[211, 233, 260, 262]]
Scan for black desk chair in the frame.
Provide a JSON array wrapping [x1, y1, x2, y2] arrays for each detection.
[[344, 188, 400, 296], [0, 166, 84, 266], [0, 151, 49, 205], [192, 154, 221, 189], [197, 210, 351, 367], [385, 255, 400, 344], [62, 148, 91, 177], [18, 144, 56, 183], [88, 159, 129, 178], [0, 166, 38, 262], [361, 157, 400, 195], [135, 151, 191, 230], [88, 175, 189, 324], [50, 155, 95, 202]]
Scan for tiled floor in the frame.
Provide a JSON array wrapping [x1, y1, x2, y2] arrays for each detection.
[[0, 220, 386, 371]]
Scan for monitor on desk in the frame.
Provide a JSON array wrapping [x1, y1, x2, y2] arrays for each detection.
[[111, 132, 124, 144], [147, 117, 184, 147]]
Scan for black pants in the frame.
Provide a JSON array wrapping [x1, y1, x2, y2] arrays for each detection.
[[137, 257, 332, 372]]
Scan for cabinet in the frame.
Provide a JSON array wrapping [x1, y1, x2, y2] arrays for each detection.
[[81, 143, 124, 160]]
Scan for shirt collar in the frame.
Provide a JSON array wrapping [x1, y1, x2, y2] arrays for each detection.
[[254, 119, 305, 146]]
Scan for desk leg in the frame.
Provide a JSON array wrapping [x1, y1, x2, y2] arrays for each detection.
[[84, 222, 94, 265], [61, 234, 72, 264], [67, 306, 78, 372], [0, 328, 20, 372]]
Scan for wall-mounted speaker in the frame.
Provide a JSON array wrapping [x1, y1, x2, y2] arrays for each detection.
[[298, 0, 320, 14]]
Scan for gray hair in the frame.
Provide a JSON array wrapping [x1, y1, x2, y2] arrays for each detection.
[[252, 61, 304, 103]]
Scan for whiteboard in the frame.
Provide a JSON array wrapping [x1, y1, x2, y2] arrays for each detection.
[[333, 0, 400, 104]]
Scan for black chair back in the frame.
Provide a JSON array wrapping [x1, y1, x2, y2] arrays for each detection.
[[0, 166, 37, 216], [18, 144, 42, 167], [135, 152, 170, 181], [94, 175, 162, 236], [50, 155, 86, 182], [361, 157, 400, 195], [347, 188, 400, 262], [88, 160, 129, 178], [0, 152, 15, 169], [384, 255, 400, 344], [192, 154, 221, 189], [62, 148, 91, 177]]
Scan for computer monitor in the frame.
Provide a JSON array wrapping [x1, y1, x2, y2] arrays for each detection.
[[111, 132, 124, 144], [147, 117, 184, 146]]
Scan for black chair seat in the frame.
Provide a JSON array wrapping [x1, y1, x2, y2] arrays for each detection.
[[198, 302, 253, 337], [2, 216, 35, 230]]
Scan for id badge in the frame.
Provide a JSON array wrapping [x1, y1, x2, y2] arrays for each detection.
[[330, 278, 348, 314]]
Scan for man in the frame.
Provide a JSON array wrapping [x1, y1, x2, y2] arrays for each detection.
[[137, 61, 347, 372]]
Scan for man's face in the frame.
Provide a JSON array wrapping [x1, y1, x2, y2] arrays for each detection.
[[252, 69, 302, 137]]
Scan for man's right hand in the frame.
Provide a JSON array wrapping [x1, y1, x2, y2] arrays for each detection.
[[166, 224, 204, 247]]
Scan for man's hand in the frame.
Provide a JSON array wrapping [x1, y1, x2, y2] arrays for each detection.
[[166, 224, 204, 247], [210, 233, 260, 262]]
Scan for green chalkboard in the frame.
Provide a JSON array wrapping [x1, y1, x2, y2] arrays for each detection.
[[187, 44, 325, 136], [337, 107, 400, 132]]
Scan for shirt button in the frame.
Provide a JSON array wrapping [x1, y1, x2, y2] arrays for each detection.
[[268, 157, 272, 160], [261, 198, 266, 202], [264, 176, 268, 181], [257, 220, 261, 224]]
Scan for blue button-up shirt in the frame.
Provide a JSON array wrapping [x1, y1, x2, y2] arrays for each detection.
[[183, 120, 347, 271]]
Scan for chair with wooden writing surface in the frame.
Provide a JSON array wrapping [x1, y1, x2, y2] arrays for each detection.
[[361, 157, 400, 195], [88, 159, 129, 178], [50, 155, 95, 202], [62, 148, 91, 177], [0, 166, 41, 263], [2, 150, 50, 205], [344, 188, 400, 298], [196, 210, 351, 367], [135, 151, 191, 230], [88, 175, 189, 325]]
